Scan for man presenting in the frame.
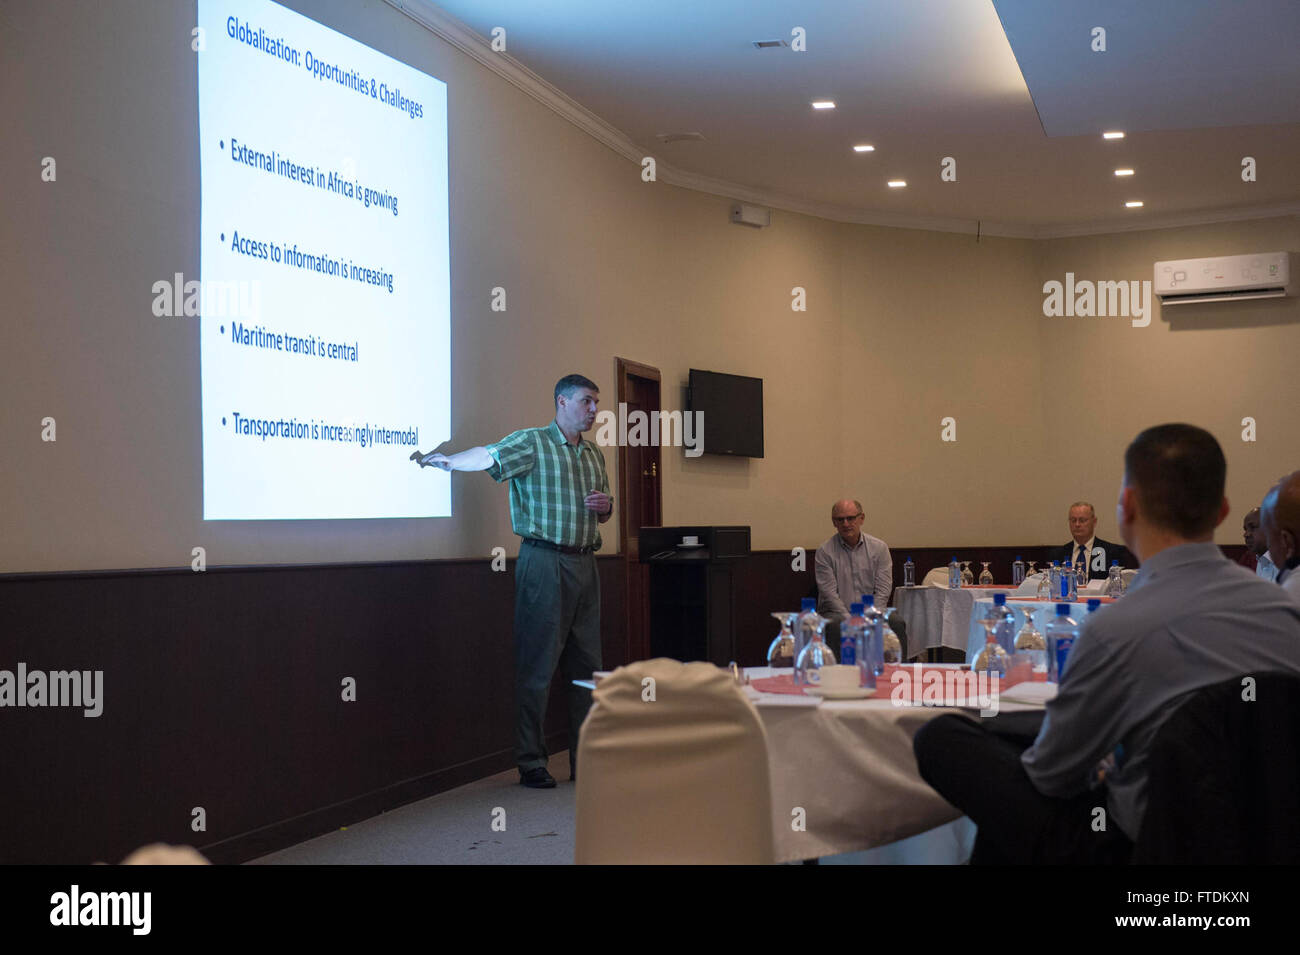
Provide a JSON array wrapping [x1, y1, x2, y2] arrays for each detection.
[[1057, 501, 1129, 581], [815, 499, 892, 628], [914, 424, 1300, 863], [417, 374, 612, 788]]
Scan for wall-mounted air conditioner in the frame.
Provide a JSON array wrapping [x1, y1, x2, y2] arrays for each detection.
[[1154, 252, 1293, 305]]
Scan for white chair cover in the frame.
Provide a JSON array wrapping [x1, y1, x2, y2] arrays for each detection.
[[921, 567, 950, 588], [1014, 572, 1047, 597], [575, 658, 775, 864]]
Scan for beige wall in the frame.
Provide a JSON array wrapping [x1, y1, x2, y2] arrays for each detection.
[[2, 0, 1295, 573]]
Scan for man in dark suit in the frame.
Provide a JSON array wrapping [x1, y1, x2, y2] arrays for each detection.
[[1057, 501, 1130, 580]]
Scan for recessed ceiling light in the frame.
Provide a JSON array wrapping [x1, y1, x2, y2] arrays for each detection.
[[811, 100, 836, 110], [1103, 131, 1125, 140], [853, 144, 875, 153], [1114, 168, 1135, 176], [887, 180, 906, 188], [1125, 200, 1144, 208]]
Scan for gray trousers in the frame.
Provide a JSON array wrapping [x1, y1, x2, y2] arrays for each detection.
[[514, 539, 602, 773]]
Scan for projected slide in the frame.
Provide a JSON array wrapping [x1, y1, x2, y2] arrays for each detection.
[[198, 0, 449, 519]]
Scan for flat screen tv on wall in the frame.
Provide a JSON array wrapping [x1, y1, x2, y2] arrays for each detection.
[[687, 369, 764, 458]]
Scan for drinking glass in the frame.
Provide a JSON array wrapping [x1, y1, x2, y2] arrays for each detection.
[[961, 561, 974, 586], [978, 561, 993, 585], [767, 612, 797, 669]]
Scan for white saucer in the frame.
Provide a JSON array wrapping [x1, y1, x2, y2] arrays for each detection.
[[803, 686, 876, 699], [675, 543, 706, 549]]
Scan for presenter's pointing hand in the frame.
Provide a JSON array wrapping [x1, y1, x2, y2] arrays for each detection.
[[412, 450, 452, 470], [584, 491, 612, 514]]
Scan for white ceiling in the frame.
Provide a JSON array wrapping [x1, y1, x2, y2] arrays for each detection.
[[402, 0, 1300, 236]]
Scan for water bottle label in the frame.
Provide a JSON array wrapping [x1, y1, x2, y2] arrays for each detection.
[[1054, 637, 1074, 680], [840, 638, 856, 665]]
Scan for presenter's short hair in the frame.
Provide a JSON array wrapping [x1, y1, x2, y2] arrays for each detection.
[[555, 374, 599, 406], [1124, 423, 1225, 537]]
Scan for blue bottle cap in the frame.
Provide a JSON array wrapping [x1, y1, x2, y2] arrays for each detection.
[[1056, 603, 1071, 615], [1111, 559, 1119, 565], [850, 602, 864, 615], [1016, 554, 1022, 560], [862, 594, 875, 606], [801, 597, 815, 610], [1088, 598, 1102, 611], [993, 592, 1007, 605]]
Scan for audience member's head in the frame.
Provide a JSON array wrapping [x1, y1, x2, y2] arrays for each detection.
[[1261, 472, 1300, 573], [830, 499, 865, 546], [119, 843, 210, 865], [1117, 423, 1228, 560], [1067, 501, 1097, 545], [1243, 507, 1266, 556]]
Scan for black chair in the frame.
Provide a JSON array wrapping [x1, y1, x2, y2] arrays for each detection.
[[1131, 672, 1300, 864]]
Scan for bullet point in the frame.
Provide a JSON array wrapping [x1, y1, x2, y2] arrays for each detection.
[[220, 233, 225, 241], [222, 417, 227, 425], [219, 140, 224, 149], [220, 325, 224, 334]]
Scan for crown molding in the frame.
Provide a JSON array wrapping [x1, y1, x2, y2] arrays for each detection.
[[384, 1, 1300, 242]]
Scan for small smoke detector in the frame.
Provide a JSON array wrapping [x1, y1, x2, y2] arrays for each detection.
[[656, 132, 706, 144], [752, 39, 788, 49]]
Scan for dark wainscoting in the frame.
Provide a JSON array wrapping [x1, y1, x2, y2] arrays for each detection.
[[0, 557, 626, 865], [1, 541, 1243, 864]]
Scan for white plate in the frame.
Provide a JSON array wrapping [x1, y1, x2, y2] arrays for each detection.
[[676, 542, 706, 549], [803, 686, 876, 699]]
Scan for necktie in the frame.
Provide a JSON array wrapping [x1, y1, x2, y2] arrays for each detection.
[[1076, 545, 1087, 578]]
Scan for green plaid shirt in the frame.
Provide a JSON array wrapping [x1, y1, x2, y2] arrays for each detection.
[[486, 420, 611, 550]]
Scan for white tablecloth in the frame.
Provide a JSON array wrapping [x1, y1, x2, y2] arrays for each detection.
[[746, 665, 1042, 863], [893, 586, 1014, 655]]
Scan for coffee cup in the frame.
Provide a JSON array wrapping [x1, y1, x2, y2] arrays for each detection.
[[681, 535, 699, 546]]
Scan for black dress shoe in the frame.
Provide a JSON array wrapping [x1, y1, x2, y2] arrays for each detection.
[[519, 768, 556, 789]]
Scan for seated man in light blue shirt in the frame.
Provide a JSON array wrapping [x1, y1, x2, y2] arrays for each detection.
[[915, 424, 1300, 864], [814, 498, 892, 621]]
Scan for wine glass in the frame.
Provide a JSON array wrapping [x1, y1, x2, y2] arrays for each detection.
[[1036, 570, 1051, 600], [767, 612, 797, 669], [978, 561, 993, 585], [1027, 560, 1038, 576], [961, 561, 974, 586], [1014, 614, 1046, 671]]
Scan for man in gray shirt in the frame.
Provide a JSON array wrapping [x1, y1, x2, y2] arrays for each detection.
[[814, 498, 893, 622], [915, 423, 1300, 863]]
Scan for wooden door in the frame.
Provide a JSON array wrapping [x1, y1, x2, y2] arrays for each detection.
[[615, 358, 662, 663]]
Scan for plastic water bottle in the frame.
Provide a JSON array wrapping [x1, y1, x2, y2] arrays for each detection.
[[990, 592, 1017, 654], [1045, 604, 1080, 683], [795, 623, 835, 686], [903, 556, 915, 587], [841, 603, 863, 667], [1087, 598, 1102, 614], [861, 595, 886, 676], [1049, 560, 1061, 598], [1104, 560, 1124, 598], [793, 598, 820, 685], [948, 556, 961, 589], [1012, 555, 1026, 587], [842, 603, 873, 689]]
